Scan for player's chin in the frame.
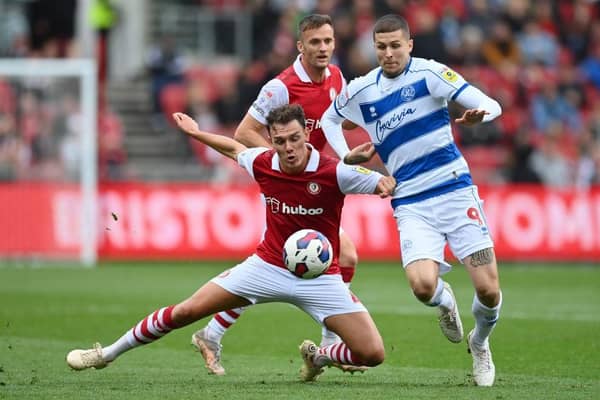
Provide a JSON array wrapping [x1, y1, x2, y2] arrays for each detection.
[[315, 58, 330, 67]]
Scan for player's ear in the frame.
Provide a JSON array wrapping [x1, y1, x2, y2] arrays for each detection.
[[297, 40, 304, 54]]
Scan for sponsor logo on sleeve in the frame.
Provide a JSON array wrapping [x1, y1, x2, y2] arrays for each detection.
[[353, 166, 372, 175], [440, 67, 458, 83]]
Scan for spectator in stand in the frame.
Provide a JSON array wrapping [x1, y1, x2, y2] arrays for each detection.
[[531, 80, 583, 134], [464, 0, 496, 36], [580, 43, 600, 90], [0, 111, 24, 181], [0, 2, 29, 57], [147, 35, 186, 127], [459, 25, 486, 66], [576, 130, 600, 188], [505, 128, 542, 184], [97, 108, 126, 180], [410, 8, 448, 63], [517, 19, 559, 67], [559, 0, 597, 63], [529, 124, 573, 187], [500, 0, 530, 33], [481, 19, 521, 69]]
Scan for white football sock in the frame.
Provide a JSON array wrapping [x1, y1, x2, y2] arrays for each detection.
[[426, 277, 455, 311], [471, 291, 502, 348]]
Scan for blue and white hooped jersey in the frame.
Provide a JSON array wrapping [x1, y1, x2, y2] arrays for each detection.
[[332, 57, 474, 207]]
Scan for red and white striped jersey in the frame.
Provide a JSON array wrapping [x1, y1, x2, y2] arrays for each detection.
[[237, 146, 382, 274], [248, 55, 346, 151]]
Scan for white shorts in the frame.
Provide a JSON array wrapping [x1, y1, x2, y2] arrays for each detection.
[[211, 254, 366, 323], [393, 186, 494, 274]]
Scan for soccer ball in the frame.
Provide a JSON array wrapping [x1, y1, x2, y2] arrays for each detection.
[[283, 229, 333, 279]]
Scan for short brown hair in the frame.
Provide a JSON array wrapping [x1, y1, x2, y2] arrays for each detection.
[[266, 104, 306, 132], [373, 14, 410, 39], [298, 14, 333, 37]]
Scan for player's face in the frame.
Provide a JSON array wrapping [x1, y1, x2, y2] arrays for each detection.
[[270, 120, 310, 174], [374, 29, 413, 78], [297, 24, 335, 70]]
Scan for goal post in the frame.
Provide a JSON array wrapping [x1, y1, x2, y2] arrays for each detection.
[[0, 59, 98, 266]]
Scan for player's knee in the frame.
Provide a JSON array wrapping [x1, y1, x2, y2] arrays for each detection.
[[357, 345, 385, 367], [338, 248, 358, 269], [172, 302, 200, 326], [475, 285, 501, 307], [412, 281, 436, 303]]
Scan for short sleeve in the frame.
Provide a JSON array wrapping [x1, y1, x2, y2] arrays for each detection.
[[237, 147, 270, 179], [332, 79, 360, 123], [425, 60, 469, 101], [247, 79, 289, 125], [336, 162, 383, 194]]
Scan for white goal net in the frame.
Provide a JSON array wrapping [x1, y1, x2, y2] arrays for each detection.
[[0, 59, 97, 266]]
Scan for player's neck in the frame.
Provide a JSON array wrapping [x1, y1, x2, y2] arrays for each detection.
[[301, 58, 327, 83], [382, 70, 403, 79]]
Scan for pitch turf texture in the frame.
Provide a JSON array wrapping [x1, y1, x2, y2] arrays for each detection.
[[1, 262, 598, 400]]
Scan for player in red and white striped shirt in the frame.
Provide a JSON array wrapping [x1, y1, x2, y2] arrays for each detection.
[[66, 105, 395, 382], [192, 13, 363, 376]]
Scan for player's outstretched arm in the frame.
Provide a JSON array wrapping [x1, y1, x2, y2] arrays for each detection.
[[234, 113, 272, 148], [453, 85, 502, 126], [374, 176, 396, 198], [343, 142, 376, 165], [173, 112, 247, 160], [454, 109, 489, 126]]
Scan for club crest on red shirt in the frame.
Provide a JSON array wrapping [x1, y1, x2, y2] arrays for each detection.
[[307, 182, 321, 195]]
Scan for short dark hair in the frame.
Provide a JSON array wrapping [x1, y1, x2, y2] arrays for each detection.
[[298, 14, 333, 38], [373, 14, 410, 39], [266, 104, 306, 132]]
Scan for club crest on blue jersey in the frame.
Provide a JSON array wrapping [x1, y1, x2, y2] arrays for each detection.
[[400, 85, 416, 102]]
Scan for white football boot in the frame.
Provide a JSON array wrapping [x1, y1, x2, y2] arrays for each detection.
[[66, 343, 108, 370], [467, 329, 495, 386], [191, 328, 225, 375], [299, 340, 325, 382], [438, 282, 464, 343]]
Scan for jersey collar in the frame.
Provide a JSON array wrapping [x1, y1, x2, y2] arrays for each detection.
[[376, 56, 413, 84], [271, 143, 320, 172], [294, 55, 331, 83]]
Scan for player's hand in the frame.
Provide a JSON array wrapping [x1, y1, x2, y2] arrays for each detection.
[[376, 176, 396, 198], [454, 109, 489, 126], [172, 112, 199, 135], [344, 142, 376, 164]]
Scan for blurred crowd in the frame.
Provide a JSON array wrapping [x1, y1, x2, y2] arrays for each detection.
[[153, 0, 600, 188], [0, 0, 125, 181], [2, 0, 600, 186]]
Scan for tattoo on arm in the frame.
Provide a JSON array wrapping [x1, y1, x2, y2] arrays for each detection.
[[468, 248, 494, 267]]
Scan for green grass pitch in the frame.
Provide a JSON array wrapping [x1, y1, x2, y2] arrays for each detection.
[[1, 261, 599, 399]]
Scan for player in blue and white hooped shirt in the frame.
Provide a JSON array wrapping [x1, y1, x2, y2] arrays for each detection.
[[321, 14, 503, 387]]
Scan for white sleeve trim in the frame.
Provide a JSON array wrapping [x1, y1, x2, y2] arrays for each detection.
[[236, 147, 270, 179], [247, 79, 289, 125], [336, 163, 382, 194]]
